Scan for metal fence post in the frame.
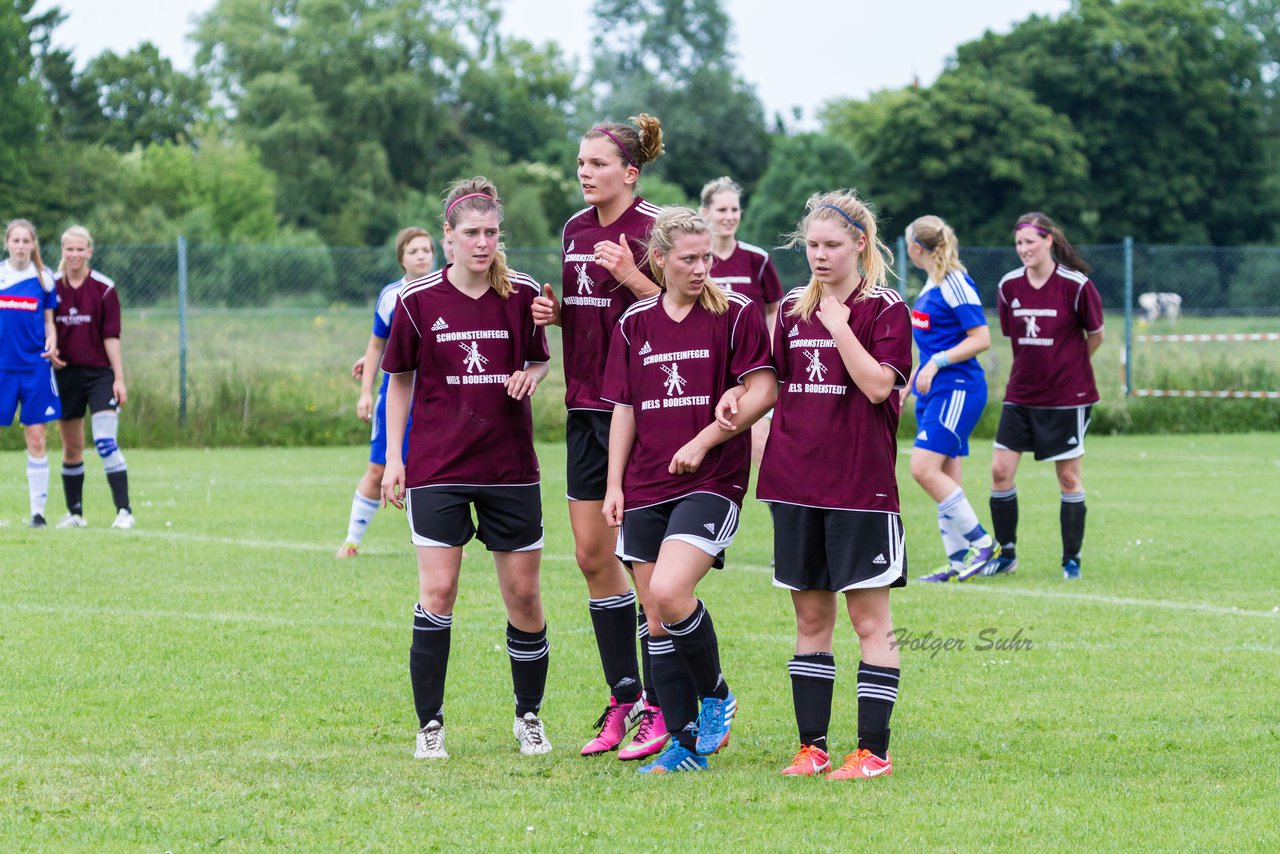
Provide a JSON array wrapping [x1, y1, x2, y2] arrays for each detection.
[[1123, 236, 1133, 398], [178, 235, 189, 427], [895, 235, 907, 296]]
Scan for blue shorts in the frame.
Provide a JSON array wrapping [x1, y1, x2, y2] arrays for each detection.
[[913, 385, 987, 458], [0, 366, 62, 427], [369, 390, 411, 465]]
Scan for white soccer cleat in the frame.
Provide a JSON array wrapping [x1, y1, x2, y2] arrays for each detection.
[[111, 509, 135, 530], [514, 712, 552, 755], [414, 720, 448, 759], [55, 513, 87, 529]]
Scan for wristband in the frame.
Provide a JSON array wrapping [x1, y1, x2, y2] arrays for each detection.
[[932, 352, 951, 369]]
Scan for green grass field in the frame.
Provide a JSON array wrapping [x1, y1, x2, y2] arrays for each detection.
[[2, 435, 1277, 850]]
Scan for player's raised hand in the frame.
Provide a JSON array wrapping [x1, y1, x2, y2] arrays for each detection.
[[669, 439, 708, 475], [714, 387, 743, 431], [815, 294, 851, 334], [506, 369, 540, 401], [532, 284, 560, 327], [595, 234, 639, 284]]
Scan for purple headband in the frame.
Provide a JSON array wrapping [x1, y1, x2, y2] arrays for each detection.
[[818, 204, 866, 232], [1016, 223, 1051, 236], [446, 192, 497, 218], [592, 127, 639, 170]]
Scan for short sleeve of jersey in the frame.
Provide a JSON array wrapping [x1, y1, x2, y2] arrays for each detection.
[[600, 319, 632, 407], [997, 283, 1012, 338], [528, 299, 551, 364], [101, 285, 122, 339], [773, 303, 793, 383], [942, 272, 987, 331], [729, 299, 774, 382], [42, 279, 58, 311], [381, 295, 420, 374], [1079, 278, 1104, 333], [759, 256, 784, 304], [873, 298, 913, 387], [372, 282, 400, 338]]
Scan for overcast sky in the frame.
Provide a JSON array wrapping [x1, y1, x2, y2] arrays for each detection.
[[39, 0, 1070, 125]]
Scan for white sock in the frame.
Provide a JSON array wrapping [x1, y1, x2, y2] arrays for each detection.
[[937, 510, 969, 568], [346, 491, 380, 545], [27, 454, 49, 516], [938, 488, 991, 550]]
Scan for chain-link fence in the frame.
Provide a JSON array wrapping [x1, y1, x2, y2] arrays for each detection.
[[9, 237, 1273, 449]]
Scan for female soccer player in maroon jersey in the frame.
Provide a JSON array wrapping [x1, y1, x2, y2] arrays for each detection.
[[986, 212, 1104, 581], [744, 191, 913, 780], [381, 178, 553, 760], [334, 226, 437, 559], [52, 225, 134, 529], [698, 176, 784, 466], [601, 207, 775, 772], [531, 114, 671, 759]]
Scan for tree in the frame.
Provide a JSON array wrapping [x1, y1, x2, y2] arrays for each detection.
[[587, 0, 771, 199], [740, 133, 870, 284], [76, 43, 210, 150], [824, 76, 1095, 246], [953, 0, 1276, 244], [194, 0, 578, 245], [0, 0, 51, 185]]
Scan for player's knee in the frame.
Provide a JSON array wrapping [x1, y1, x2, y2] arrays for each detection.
[[852, 613, 890, 646], [647, 580, 691, 624], [574, 543, 616, 577]]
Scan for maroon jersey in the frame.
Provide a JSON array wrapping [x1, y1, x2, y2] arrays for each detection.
[[560, 197, 661, 411], [996, 264, 1104, 407], [382, 266, 551, 489], [757, 286, 913, 513], [601, 291, 773, 509], [709, 241, 783, 309], [54, 270, 121, 369]]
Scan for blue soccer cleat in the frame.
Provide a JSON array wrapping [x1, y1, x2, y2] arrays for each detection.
[[694, 690, 737, 756], [1062, 558, 1081, 580], [637, 740, 708, 773], [983, 555, 1018, 577]]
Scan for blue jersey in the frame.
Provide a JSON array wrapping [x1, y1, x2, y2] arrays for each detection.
[[910, 271, 987, 397], [372, 277, 406, 396], [0, 260, 58, 370]]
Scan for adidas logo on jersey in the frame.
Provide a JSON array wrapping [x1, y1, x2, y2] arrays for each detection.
[[431, 317, 448, 331], [639, 341, 652, 355], [566, 240, 575, 254], [1011, 298, 1022, 308], [872, 553, 887, 565], [703, 523, 716, 534], [788, 325, 800, 338]]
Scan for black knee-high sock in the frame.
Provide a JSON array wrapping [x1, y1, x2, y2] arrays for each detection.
[[62, 462, 85, 515], [789, 653, 835, 751], [990, 487, 1019, 558], [663, 600, 728, 701], [637, 605, 655, 705], [507, 623, 550, 717], [1060, 491, 1086, 563], [410, 605, 451, 727], [857, 661, 900, 760], [587, 591, 642, 703], [648, 636, 697, 749], [106, 470, 130, 513]]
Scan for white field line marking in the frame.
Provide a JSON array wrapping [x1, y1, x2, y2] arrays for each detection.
[[35, 530, 1280, 622]]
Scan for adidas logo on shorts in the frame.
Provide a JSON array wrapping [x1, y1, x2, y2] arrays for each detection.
[[703, 523, 716, 534], [917, 430, 928, 440], [45, 406, 56, 416], [431, 317, 449, 331], [639, 341, 652, 355], [1068, 437, 1078, 444], [872, 553, 887, 565]]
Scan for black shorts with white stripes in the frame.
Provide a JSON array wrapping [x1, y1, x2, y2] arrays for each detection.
[[617, 492, 739, 569], [769, 503, 907, 592]]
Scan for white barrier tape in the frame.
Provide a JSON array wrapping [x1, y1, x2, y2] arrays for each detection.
[[1133, 389, 1280, 399], [1135, 332, 1280, 342]]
